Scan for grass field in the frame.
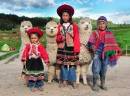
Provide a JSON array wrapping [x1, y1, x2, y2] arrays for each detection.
[[0, 30, 46, 60], [0, 27, 130, 60], [110, 27, 130, 55]]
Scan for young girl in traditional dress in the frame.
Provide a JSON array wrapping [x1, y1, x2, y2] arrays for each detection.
[[21, 28, 49, 92], [87, 16, 122, 92], [56, 4, 80, 89]]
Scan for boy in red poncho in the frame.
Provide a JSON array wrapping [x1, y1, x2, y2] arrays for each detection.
[[87, 16, 122, 92]]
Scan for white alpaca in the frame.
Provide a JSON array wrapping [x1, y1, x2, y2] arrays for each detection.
[[19, 21, 32, 87], [19, 21, 33, 58], [76, 18, 93, 85], [46, 21, 60, 83]]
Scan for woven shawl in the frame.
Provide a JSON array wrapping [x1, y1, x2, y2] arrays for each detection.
[[88, 30, 122, 67]]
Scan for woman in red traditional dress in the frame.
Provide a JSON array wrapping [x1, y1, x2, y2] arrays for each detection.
[[56, 4, 80, 89]]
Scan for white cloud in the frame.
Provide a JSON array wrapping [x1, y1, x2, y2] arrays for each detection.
[[74, 8, 130, 24], [89, 2, 94, 6], [0, 8, 12, 14], [96, 0, 101, 4], [16, 12, 46, 18], [0, 0, 55, 11], [0, 0, 55, 18], [48, 0, 55, 4], [82, 0, 89, 3], [74, 7, 93, 17], [104, 0, 113, 2], [116, 15, 130, 24], [0, 7, 46, 18], [76, 0, 83, 4], [76, 0, 89, 4]]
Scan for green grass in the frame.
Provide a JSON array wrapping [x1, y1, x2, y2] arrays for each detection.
[[0, 27, 130, 60], [92, 27, 130, 54], [109, 27, 130, 54], [0, 30, 47, 60], [91, 27, 130, 54], [0, 30, 19, 33], [0, 50, 18, 60]]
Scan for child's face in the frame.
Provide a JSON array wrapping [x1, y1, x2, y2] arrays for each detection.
[[62, 12, 70, 23], [98, 21, 107, 31], [30, 34, 39, 44]]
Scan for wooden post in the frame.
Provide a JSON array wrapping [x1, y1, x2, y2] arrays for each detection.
[[126, 44, 127, 56]]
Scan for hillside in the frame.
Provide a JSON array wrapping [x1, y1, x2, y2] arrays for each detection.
[[0, 13, 129, 31], [0, 13, 130, 59]]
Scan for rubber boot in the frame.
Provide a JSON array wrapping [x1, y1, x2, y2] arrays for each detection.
[[100, 76, 107, 90], [92, 77, 99, 92]]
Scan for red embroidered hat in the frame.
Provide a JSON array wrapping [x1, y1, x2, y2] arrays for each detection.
[[27, 27, 43, 37], [57, 4, 74, 17]]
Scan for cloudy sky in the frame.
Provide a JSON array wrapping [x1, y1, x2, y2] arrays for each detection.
[[0, 0, 130, 24]]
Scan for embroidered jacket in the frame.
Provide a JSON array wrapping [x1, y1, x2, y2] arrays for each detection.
[[56, 23, 80, 53], [21, 43, 49, 63]]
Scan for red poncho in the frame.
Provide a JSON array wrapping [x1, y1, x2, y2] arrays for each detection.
[[88, 30, 122, 66]]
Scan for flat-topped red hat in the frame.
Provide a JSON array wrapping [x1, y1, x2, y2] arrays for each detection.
[[57, 4, 74, 17], [27, 27, 43, 37]]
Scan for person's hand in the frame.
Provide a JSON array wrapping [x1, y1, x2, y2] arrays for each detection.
[[62, 35, 65, 41], [23, 61, 26, 66], [74, 52, 78, 55], [44, 60, 49, 67], [45, 62, 49, 67]]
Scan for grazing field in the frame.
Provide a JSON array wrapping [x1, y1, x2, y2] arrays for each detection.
[[110, 27, 130, 55], [0, 27, 130, 60], [0, 30, 46, 60]]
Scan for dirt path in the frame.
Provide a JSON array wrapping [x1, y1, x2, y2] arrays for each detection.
[[0, 52, 8, 56], [0, 56, 130, 96]]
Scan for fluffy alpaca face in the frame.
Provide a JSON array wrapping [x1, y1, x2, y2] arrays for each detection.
[[46, 21, 58, 37], [20, 21, 32, 33], [78, 18, 92, 32]]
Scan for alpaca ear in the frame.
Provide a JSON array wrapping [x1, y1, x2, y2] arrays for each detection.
[[87, 17, 92, 24], [77, 23, 80, 30], [89, 19, 92, 24], [80, 17, 83, 19]]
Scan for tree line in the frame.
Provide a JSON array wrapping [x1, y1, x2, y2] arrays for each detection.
[[0, 13, 129, 30], [0, 13, 59, 30]]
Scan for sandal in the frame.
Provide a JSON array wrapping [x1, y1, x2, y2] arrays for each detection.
[[59, 83, 67, 88], [72, 83, 78, 89], [30, 87, 36, 92], [38, 87, 44, 91]]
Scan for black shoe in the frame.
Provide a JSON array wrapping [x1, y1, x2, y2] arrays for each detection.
[[92, 77, 99, 92]]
